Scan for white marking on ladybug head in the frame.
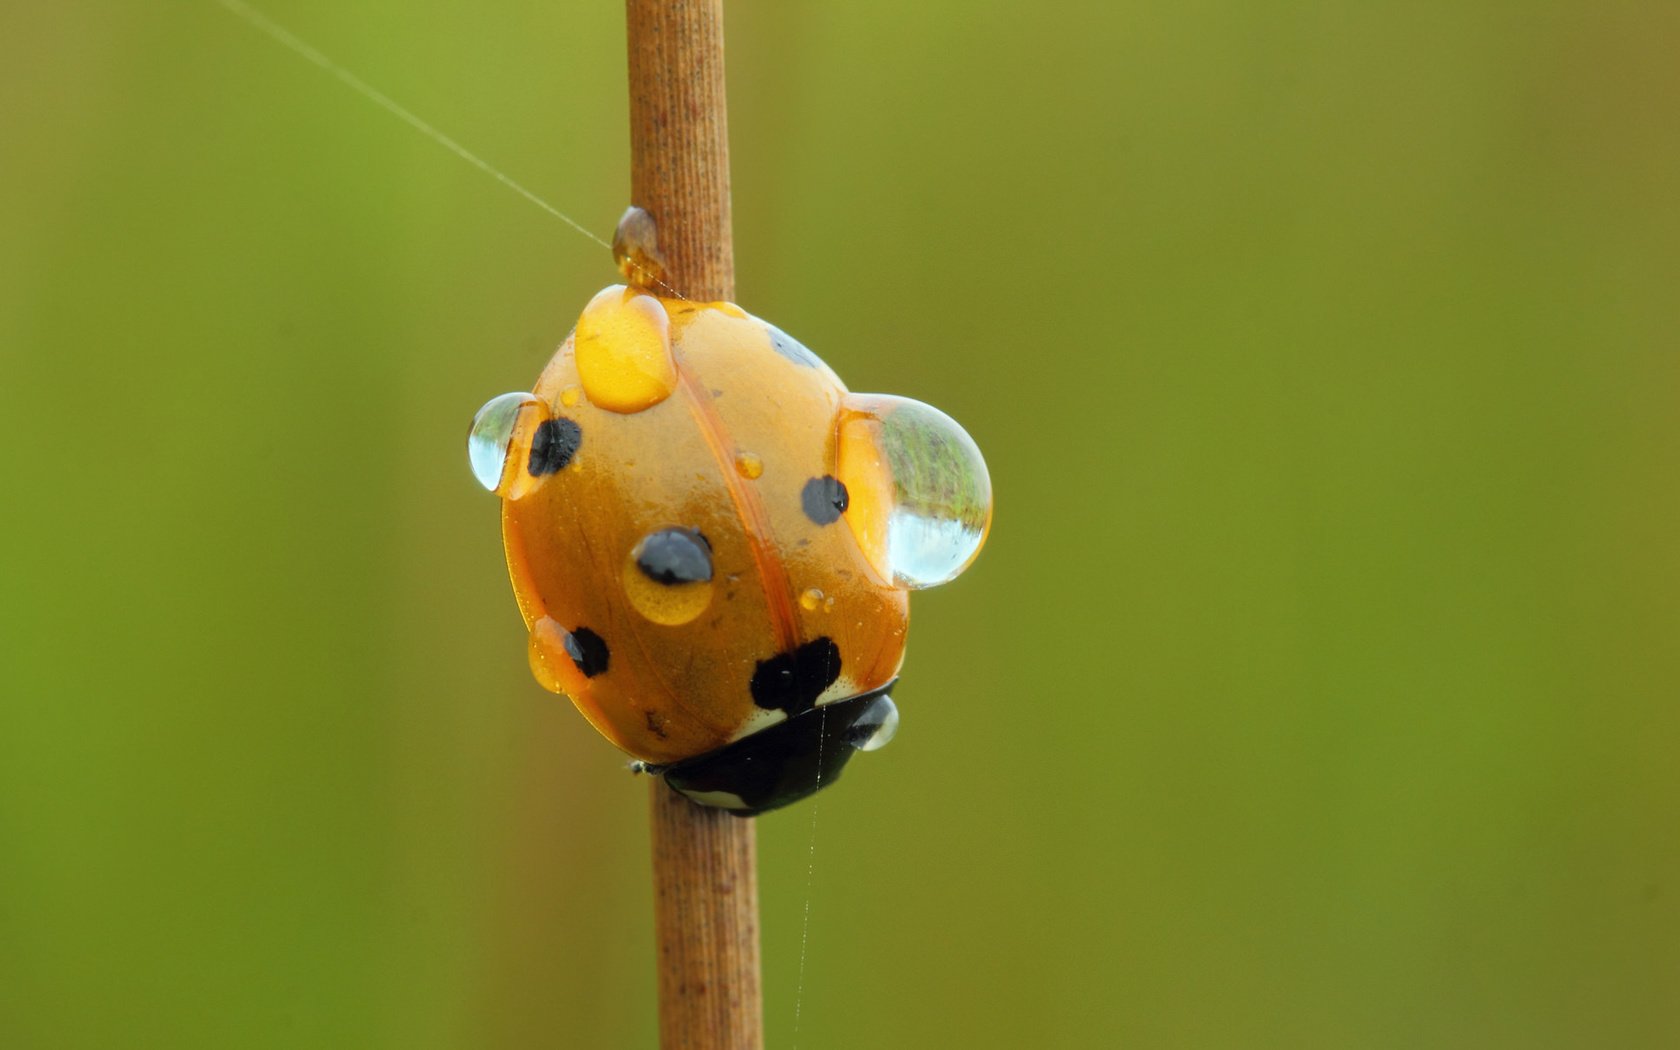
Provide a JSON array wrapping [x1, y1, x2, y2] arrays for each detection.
[[728, 707, 789, 743], [676, 788, 751, 811]]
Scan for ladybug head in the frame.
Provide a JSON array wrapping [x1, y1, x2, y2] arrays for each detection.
[[647, 684, 900, 815]]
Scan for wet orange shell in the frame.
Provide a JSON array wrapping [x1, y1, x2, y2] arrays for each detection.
[[500, 286, 908, 764]]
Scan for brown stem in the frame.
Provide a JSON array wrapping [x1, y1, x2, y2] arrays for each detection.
[[627, 2, 763, 1049], [649, 786, 763, 1050], [627, 0, 735, 303]]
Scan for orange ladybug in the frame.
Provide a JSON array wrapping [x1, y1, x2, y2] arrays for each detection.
[[469, 273, 990, 814]]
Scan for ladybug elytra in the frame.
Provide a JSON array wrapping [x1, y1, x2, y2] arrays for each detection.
[[470, 276, 990, 814]]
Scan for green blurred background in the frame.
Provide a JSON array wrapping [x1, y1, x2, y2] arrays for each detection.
[[4, 2, 1678, 1046]]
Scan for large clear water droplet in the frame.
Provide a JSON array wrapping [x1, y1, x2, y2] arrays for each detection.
[[835, 394, 991, 588], [468, 392, 546, 494], [852, 695, 899, 752]]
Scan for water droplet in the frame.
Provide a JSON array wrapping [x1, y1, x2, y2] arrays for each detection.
[[622, 532, 716, 626], [823, 595, 836, 612], [735, 451, 764, 479], [575, 285, 677, 413], [799, 588, 824, 611], [835, 394, 992, 588], [611, 205, 670, 292], [467, 392, 547, 495], [765, 324, 828, 370], [852, 695, 898, 752], [560, 385, 583, 407], [527, 616, 577, 694]]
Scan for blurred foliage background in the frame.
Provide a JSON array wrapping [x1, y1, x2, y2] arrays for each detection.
[[4, 1, 1678, 1047]]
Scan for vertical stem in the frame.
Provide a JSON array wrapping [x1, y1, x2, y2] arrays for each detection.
[[627, 0, 735, 302], [627, 3, 763, 1049], [649, 787, 763, 1050]]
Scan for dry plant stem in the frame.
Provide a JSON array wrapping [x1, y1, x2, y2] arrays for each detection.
[[649, 786, 762, 1050], [627, 0, 735, 303], [628, 2, 762, 1049]]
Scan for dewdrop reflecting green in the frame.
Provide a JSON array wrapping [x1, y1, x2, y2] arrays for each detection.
[[836, 395, 992, 589], [468, 391, 544, 493]]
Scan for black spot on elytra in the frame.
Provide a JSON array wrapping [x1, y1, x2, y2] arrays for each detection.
[[528, 417, 582, 476], [750, 637, 841, 715], [767, 324, 824, 369], [635, 527, 713, 585], [801, 476, 849, 525], [563, 627, 609, 677]]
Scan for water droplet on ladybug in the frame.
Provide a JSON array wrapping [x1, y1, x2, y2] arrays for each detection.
[[853, 695, 899, 752], [611, 205, 670, 292], [467, 391, 547, 495], [799, 588, 824, 611], [527, 616, 575, 694], [575, 285, 678, 413], [622, 528, 716, 626], [835, 394, 992, 588], [560, 385, 583, 408], [735, 451, 764, 479]]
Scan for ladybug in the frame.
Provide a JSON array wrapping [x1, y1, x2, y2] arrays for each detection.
[[469, 266, 990, 815]]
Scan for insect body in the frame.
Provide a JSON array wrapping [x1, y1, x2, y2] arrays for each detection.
[[470, 278, 990, 814]]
